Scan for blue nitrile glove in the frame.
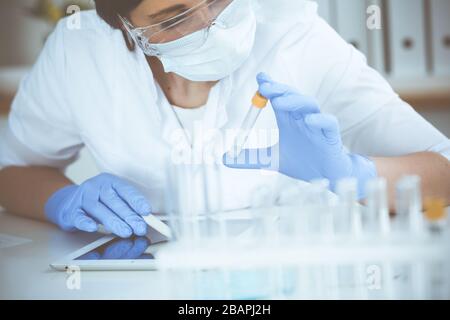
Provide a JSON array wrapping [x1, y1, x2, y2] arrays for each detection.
[[223, 73, 377, 199], [45, 173, 152, 238]]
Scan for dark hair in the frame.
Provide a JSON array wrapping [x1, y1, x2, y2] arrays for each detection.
[[94, 0, 143, 50]]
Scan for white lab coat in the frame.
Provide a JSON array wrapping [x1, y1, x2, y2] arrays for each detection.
[[1, 1, 449, 214]]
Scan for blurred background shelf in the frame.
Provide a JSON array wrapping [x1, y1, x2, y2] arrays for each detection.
[[0, 66, 28, 115], [313, 0, 450, 136], [391, 77, 450, 111], [397, 90, 450, 111], [0, 94, 13, 116]]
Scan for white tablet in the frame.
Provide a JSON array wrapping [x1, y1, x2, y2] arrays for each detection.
[[50, 233, 168, 271]]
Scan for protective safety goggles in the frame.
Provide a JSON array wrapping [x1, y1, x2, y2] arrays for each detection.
[[119, 0, 234, 44]]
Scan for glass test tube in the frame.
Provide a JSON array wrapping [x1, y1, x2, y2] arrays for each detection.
[[365, 178, 390, 235], [395, 175, 423, 233], [164, 149, 200, 243], [346, 175, 369, 303], [307, 179, 332, 235], [250, 185, 276, 242], [228, 92, 269, 159], [309, 179, 331, 205], [336, 178, 361, 236]]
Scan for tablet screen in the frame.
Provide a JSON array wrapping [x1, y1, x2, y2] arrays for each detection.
[[75, 236, 156, 260]]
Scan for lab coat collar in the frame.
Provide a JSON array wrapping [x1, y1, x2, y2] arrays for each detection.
[[157, 76, 233, 148]]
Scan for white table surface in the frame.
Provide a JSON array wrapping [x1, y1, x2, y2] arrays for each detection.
[[2, 208, 449, 300], [0, 210, 167, 300]]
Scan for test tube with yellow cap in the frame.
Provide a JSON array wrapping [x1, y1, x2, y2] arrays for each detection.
[[228, 92, 269, 159], [424, 198, 447, 233]]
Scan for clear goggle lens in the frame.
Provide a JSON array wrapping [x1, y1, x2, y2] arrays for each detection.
[[121, 0, 234, 44]]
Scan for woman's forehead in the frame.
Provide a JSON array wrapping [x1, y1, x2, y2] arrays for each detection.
[[135, 0, 205, 20]]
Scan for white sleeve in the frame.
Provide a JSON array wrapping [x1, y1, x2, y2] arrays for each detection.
[[313, 22, 450, 161], [341, 95, 450, 161], [0, 20, 83, 169]]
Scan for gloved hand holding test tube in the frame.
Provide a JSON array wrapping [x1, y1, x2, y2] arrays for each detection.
[[224, 73, 377, 200]]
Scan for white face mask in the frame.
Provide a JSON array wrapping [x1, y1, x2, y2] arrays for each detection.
[[127, 0, 257, 82]]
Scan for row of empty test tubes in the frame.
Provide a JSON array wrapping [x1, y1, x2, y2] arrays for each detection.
[[265, 175, 449, 240], [164, 174, 448, 242], [156, 175, 449, 300]]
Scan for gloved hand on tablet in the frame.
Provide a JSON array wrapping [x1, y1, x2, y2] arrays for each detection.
[[45, 173, 152, 238]]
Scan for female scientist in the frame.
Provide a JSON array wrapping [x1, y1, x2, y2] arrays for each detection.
[[0, 0, 449, 238]]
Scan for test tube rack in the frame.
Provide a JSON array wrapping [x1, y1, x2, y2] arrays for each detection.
[[156, 176, 450, 300]]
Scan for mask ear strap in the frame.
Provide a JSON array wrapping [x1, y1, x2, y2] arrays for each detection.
[[118, 15, 129, 30], [118, 15, 137, 50], [122, 29, 136, 51]]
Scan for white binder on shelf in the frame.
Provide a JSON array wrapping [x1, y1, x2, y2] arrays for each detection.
[[334, 0, 369, 57], [366, 0, 386, 74], [430, 0, 450, 77], [314, 0, 336, 27], [387, 0, 427, 78]]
